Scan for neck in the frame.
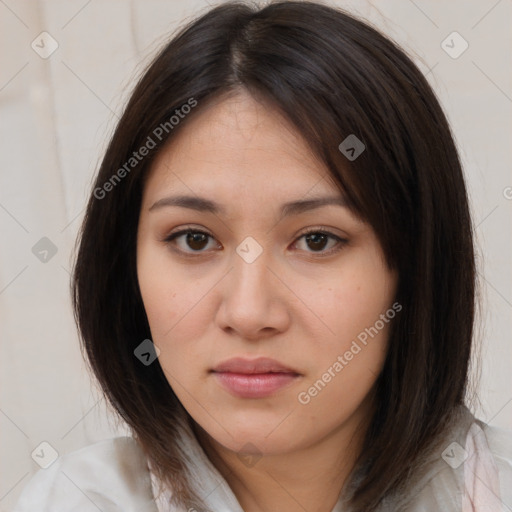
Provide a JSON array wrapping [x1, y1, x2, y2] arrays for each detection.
[[192, 404, 372, 512]]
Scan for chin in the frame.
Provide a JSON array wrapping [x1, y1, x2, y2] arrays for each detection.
[[200, 418, 302, 456]]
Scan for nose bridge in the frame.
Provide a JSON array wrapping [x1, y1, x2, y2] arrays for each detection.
[[230, 235, 274, 299]]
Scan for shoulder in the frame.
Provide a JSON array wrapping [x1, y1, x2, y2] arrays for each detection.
[[13, 437, 158, 512], [403, 417, 512, 512], [481, 421, 512, 463], [478, 422, 512, 506]]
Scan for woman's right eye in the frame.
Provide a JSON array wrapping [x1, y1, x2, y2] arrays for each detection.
[[163, 228, 220, 255]]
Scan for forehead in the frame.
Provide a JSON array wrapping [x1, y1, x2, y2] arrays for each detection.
[[142, 90, 341, 201]]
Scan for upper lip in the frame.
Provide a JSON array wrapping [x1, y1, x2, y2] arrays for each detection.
[[212, 357, 299, 375]]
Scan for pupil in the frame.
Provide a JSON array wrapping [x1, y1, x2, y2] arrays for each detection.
[[306, 233, 327, 251]]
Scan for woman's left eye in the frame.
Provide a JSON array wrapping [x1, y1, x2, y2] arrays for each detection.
[[163, 227, 347, 257]]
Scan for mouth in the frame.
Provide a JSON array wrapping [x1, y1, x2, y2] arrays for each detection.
[[210, 357, 301, 399]]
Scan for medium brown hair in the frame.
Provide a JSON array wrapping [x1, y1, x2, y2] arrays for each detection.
[[71, 1, 477, 510]]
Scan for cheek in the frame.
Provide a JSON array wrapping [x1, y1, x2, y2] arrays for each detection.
[[137, 242, 188, 344], [297, 263, 395, 345], [137, 266, 177, 336], [297, 252, 396, 388], [296, 299, 392, 429], [136, 245, 215, 377]]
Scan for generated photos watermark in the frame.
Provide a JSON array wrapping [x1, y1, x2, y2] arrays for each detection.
[[297, 301, 402, 404], [94, 97, 198, 200]]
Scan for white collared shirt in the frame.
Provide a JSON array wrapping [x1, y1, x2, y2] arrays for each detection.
[[12, 408, 512, 512]]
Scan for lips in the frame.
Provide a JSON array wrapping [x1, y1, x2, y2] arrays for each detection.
[[211, 357, 301, 399], [212, 357, 299, 375]]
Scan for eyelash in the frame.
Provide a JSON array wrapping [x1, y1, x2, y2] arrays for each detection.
[[162, 225, 348, 258]]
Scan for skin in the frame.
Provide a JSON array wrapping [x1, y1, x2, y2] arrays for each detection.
[[136, 89, 398, 512]]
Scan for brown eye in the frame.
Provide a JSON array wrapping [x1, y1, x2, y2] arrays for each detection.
[[164, 229, 218, 254], [294, 229, 348, 256], [184, 232, 209, 251], [305, 232, 329, 251]]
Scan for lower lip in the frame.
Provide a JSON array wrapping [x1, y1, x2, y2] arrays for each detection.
[[213, 372, 299, 398]]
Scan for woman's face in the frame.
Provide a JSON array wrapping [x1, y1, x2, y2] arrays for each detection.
[[136, 90, 398, 457]]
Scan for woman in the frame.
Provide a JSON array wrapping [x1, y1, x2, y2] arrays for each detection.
[[13, 1, 512, 511]]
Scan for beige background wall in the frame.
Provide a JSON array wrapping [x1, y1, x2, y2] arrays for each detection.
[[1, 1, 511, 509]]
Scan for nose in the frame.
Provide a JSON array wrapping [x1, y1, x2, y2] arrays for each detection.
[[215, 245, 290, 341]]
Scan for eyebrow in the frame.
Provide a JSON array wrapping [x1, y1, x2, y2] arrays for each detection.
[[148, 194, 348, 217]]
